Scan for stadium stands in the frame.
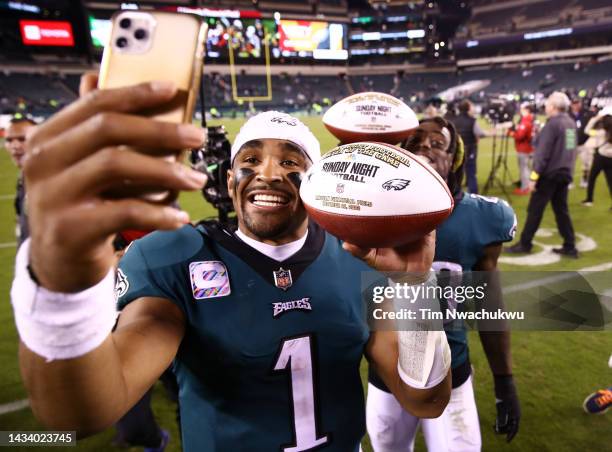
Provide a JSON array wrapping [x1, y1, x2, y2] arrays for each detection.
[[4, 58, 611, 117], [461, 0, 612, 38]]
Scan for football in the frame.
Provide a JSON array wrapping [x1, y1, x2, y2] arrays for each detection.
[[322, 92, 419, 145], [300, 141, 454, 248]]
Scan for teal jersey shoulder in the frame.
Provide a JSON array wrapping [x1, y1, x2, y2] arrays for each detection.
[[434, 193, 516, 371], [436, 193, 516, 270], [117, 222, 371, 452]]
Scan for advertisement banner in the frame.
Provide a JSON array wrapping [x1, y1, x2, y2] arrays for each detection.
[[20, 20, 75, 46]]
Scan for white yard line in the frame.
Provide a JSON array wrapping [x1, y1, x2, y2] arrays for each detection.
[[579, 262, 612, 272], [0, 399, 29, 416], [0, 242, 16, 249], [0, 194, 14, 200], [502, 261, 612, 295]]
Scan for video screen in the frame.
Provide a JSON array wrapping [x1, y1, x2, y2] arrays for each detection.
[[205, 17, 277, 59], [89, 16, 111, 48], [277, 20, 348, 59]]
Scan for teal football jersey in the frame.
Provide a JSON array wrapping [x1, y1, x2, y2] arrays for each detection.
[[117, 222, 371, 452], [434, 193, 516, 381]]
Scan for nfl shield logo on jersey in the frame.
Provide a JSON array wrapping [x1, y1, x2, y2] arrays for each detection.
[[189, 261, 231, 300], [273, 267, 293, 291]]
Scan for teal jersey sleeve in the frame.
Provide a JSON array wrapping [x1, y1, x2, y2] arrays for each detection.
[[116, 225, 205, 312]]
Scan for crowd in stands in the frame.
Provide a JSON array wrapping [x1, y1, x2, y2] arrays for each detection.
[[2, 59, 612, 119]]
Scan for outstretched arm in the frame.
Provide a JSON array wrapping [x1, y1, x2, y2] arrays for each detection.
[[475, 243, 520, 442], [13, 74, 206, 435], [344, 234, 451, 418]]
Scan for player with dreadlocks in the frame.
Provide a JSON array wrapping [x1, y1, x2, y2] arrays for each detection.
[[367, 116, 521, 451]]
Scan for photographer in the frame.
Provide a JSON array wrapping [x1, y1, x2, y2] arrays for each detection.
[[508, 103, 534, 195], [505, 92, 579, 258]]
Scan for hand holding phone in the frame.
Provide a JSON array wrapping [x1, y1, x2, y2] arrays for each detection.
[[98, 10, 207, 202]]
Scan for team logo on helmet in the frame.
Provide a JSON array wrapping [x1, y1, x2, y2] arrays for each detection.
[[382, 179, 411, 191]]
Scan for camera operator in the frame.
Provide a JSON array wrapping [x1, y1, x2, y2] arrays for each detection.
[[453, 100, 487, 194], [505, 92, 579, 258], [508, 103, 534, 195]]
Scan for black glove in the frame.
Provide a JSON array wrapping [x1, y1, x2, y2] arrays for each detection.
[[494, 374, 521, 442]]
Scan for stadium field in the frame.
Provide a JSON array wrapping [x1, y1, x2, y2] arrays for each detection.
[[1, 115, 611, 451]]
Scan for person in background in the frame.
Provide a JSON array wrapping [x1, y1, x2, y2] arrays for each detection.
[[509, 103, 534, 195], [423, 104, 439, 119], [453, 100, 487, 194], [569, 99, 594, 188], [582, 113, 612, 209], [505, 92, 579, 258], [4, 116, 36, 247]]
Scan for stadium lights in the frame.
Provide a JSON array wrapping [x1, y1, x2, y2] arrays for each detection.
[[407, 29, 425, 39], [524, 27, 572, 40], [120, 3, 138, 10], [351, 29, 425, 41], [7, 2, 40, 13]]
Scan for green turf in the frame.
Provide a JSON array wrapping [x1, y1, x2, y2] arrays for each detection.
[[1, 115, 611, 451]]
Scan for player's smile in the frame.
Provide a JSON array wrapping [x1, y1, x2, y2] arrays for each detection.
[[247, 189, 292, 210]]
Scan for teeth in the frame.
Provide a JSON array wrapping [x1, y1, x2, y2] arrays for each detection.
[[254, 200, 282, 207], [253, 194, 288, 204]]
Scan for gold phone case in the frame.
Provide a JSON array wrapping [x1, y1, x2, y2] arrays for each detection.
[[98, 11, 206, 201]]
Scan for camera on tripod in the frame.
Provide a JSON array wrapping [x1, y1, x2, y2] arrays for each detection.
[[485, 99, 515, 124], [189, 125, 235, 224]]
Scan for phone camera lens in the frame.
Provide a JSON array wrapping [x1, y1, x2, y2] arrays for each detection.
[[134, 29, 148, 40], [119, 18, 131, 29], [116, 37, 128, 48]]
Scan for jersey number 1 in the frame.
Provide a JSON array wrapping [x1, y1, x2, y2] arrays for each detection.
[[274, 335, 330, 452]]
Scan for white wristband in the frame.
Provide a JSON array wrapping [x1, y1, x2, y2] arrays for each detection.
[[10, 239, 118, 362]]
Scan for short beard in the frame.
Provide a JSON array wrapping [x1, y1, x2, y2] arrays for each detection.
[[242, 211, 294, 240]]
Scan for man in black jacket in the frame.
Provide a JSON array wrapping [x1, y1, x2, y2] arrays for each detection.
[[505, 92, 579, 258], [453, 100, 487, 193]]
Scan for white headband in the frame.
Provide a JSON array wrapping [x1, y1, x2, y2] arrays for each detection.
[[231, 111, 320, 164]]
